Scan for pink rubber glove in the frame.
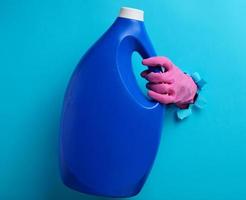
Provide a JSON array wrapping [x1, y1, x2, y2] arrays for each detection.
[[141, 56, 197, 108]]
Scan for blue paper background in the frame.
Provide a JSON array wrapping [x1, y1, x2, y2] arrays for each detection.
[[1, 0, 246, 199]]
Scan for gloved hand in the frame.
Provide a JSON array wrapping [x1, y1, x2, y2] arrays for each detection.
[[141, 56, 197, 108]]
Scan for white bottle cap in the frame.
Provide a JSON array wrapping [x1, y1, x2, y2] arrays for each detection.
[[119, 7, 144, 21]]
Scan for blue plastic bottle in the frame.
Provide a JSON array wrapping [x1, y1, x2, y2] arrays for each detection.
[[60, 7, 165, 197]]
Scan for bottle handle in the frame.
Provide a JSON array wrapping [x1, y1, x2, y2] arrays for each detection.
[[136, 32, 163, 73], [116, 35, 161, 108]]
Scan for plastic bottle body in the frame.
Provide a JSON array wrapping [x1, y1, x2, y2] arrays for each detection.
[[60, 17, 165, 197]]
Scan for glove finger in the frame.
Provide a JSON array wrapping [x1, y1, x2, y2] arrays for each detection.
[[162, 75, 175, 84], [142, 56, 173, 71], [140, 70, 150, 78], [148, 90, 175, 104], [147, 83, 172, 94], [145, 72, 164, 83], [145, 71, 173, 83]]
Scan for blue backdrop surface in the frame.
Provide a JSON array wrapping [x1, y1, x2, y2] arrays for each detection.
[[0, 0, 246, 199]]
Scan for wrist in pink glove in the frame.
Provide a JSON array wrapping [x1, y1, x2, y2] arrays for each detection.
[[141, 56, 197, 109]]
